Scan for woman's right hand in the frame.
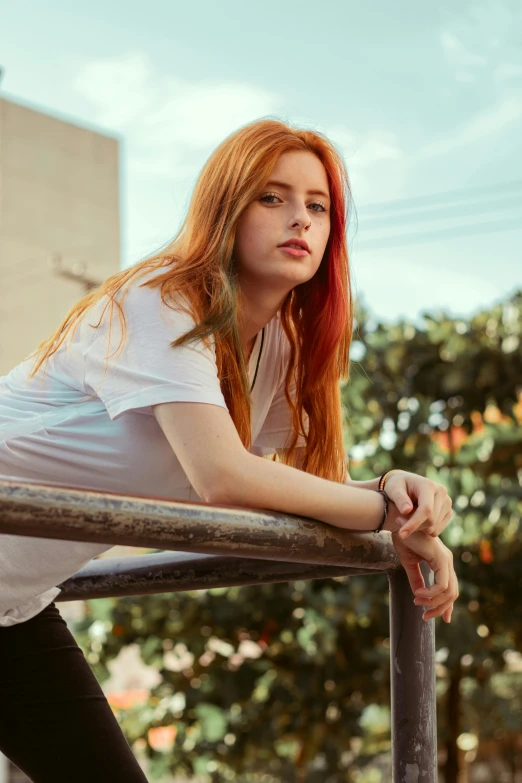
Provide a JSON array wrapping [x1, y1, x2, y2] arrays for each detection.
[[390, 529, 459, 623]]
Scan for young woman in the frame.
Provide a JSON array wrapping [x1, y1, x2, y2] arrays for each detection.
[[0, 118, 457, 781]]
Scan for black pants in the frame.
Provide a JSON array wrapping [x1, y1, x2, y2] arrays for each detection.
[[0, 602, 148, 782]]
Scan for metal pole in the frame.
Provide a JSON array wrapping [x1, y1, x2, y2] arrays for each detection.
[[0, 480, 400, 572], [388, 562, 437, 782], [0, 753, 8, 783], [55, 551, 381, 601]]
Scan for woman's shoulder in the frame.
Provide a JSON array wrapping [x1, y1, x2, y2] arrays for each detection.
[[80, 267, 197, 345]]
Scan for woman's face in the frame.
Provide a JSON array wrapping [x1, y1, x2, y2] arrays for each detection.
[[234, 150, 331, 298]]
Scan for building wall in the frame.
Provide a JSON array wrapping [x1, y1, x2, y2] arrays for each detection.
[[0, 97, 120, 375], [0, 95, 121, 781]]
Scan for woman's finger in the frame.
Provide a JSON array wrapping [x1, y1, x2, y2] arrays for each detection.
[[413, 492, 443, 537], [419, 562, 459, 619], [429, 506, 454, 537], [444, 570, 459, 623], [398, 497, 434, 538], [443, 568, 459, 623], [421, 567, 456, 618], [423, 596, 455, 621], [431, 489, 445, 527], [416, 558, 449, 601], [403, 562, 427, 595], [429, 499, 454, 537], [441, 506, 454, 530]]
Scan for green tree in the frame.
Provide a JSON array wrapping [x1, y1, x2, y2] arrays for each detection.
[[74, 289, 522, 783]]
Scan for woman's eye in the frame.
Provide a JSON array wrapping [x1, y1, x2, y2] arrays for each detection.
[[260, 193, 327, 212]]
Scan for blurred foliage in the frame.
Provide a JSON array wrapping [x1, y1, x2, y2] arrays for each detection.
[[73, 289, 522, 782]]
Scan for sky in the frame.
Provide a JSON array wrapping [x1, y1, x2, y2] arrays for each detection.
[[1, 0, 521, 327]]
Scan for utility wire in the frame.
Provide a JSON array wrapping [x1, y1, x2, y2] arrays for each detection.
[[358, 178, 522, 216], [351, 178, 522, 250], [353, 215, 521, 251], [361, 191, 521, 229]]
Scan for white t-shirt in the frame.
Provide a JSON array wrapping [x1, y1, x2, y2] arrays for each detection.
[[0, 267, 306, 626]]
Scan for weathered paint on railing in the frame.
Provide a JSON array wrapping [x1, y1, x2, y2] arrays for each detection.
[[0, 478, 436, 781], [389, 562, 437, 782], [0, 479, 400, 570], [56, 551, 380, 600]]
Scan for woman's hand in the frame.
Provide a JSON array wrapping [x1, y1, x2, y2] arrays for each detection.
[[384, 471, 454, 539], [391, 530, 459, 623]]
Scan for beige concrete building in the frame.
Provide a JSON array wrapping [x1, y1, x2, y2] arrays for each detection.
[[0, 95, 121, 782], [0, 96, 120, 375]]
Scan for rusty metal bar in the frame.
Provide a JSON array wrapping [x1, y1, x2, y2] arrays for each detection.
[[0, 478, 437, 776], [388, 561, 437, 782], [0, 479, 400, 571], [56, 551, 380, 601]]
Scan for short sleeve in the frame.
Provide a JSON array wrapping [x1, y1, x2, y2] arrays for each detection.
[[82, 278, 228, 421]]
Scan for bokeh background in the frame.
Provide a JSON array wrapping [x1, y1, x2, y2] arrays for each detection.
[[0, 1, 521, 781]]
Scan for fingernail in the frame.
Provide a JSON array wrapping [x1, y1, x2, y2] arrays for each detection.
[[400, 530, 409, 538]]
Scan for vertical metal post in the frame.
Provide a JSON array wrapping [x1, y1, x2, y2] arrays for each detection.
[[388, 562, 437, 782], [0, 752, 8, 783]]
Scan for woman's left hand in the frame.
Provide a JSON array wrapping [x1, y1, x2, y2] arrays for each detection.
[[391, 529, 458, 623], [384, 471, 454, 540]]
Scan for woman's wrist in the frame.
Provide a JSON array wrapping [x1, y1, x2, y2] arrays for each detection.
[[344, 476, 381, 492], [344, 469, 404, 493], [383, 510, 402, 534]]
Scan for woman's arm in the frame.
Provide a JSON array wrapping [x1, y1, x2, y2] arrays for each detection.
[[154, 402, 398, 534], [279, 449, 453, 538], [277, 447, 380, 491], [154, 402, 458, 615]]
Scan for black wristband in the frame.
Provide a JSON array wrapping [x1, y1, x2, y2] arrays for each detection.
[[375, 489, 389, 532]]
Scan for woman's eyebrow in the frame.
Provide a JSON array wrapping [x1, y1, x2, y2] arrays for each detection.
[[264, 180, 330, 201]]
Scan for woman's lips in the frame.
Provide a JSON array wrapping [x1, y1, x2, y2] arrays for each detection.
[[278, 246, 309, 258]]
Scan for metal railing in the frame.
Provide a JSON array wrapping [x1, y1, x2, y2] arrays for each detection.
[[0, 478, 437, 781]]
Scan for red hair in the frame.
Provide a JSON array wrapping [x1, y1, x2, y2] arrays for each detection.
[[26, 118, 355, 483]]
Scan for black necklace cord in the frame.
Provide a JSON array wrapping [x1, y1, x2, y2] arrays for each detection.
[[250, 327, 265, 393]]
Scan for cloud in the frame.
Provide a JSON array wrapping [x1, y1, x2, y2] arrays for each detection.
[[413, 96, 522, 160], [494, 62, 522, 83], [328, 125, 404, 168], [74, 53, 407, 187], [74, 54, 414, 257], [440, 32, 488, 70], [74, 51, 282, 180], [74, 52, 152, 128], [440, 2, 522, 87], [322, 124, 406, 205]]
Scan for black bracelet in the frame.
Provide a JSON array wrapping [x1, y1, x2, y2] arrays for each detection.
[[375, 489, 389, 532]]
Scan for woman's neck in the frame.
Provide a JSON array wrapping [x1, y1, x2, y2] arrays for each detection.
[[237, 283, 288, 362], [243, 336, 257, 364]]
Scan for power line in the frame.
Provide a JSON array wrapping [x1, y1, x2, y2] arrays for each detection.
[[361, 191, 521, 229], [353, 215, 521, 251], [358, 178, 522, 216], [350, 178, 522, 250]]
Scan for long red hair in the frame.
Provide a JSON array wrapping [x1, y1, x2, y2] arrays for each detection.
[[26, 118, 355, 483]]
